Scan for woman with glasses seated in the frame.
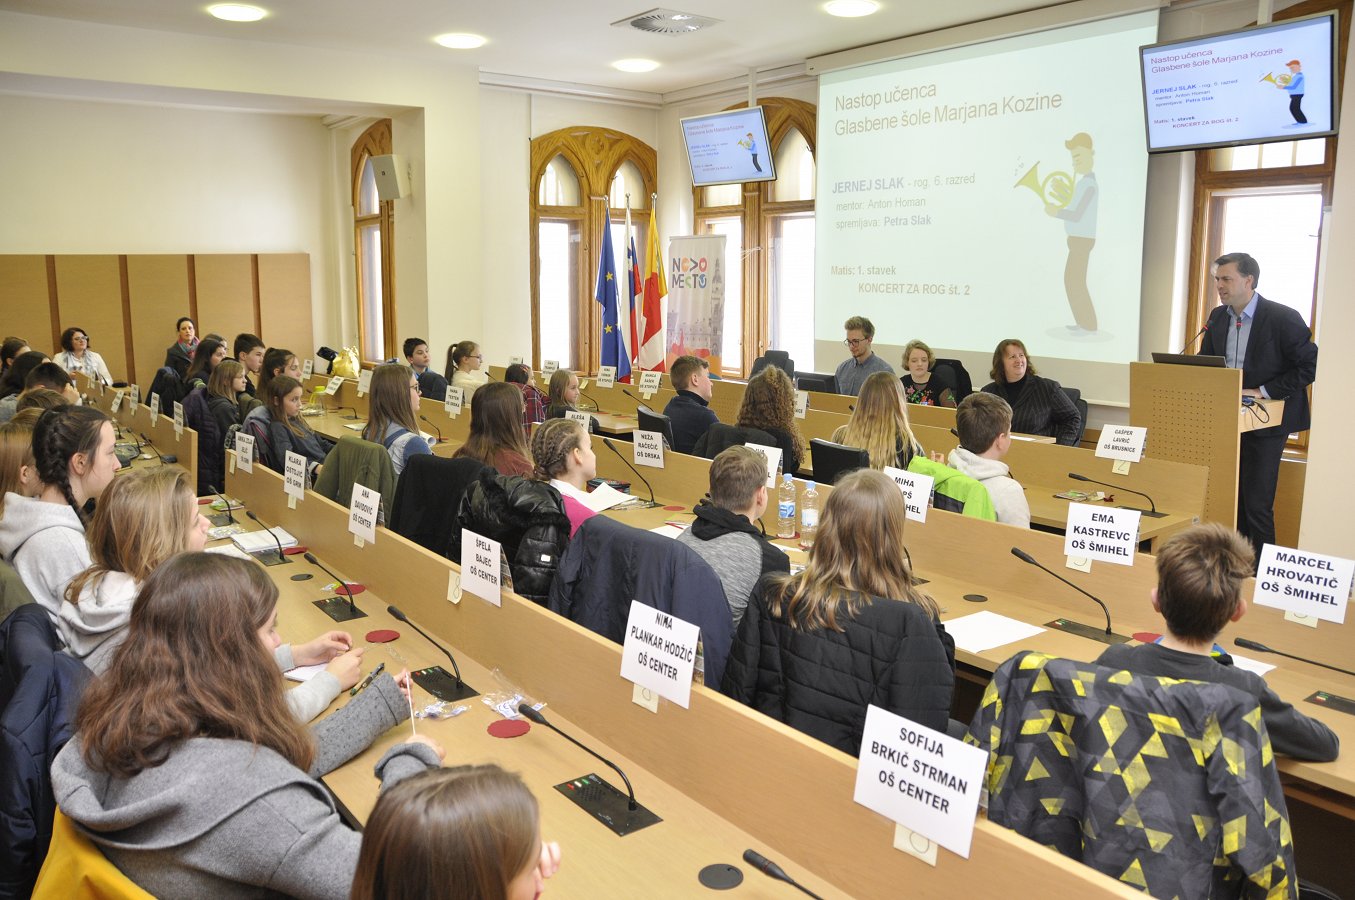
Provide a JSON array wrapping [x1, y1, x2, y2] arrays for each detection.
[[53, 327, 114, 387], [445, 341, 488, 401]]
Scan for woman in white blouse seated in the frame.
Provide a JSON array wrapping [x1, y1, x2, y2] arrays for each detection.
[[53, 326, 114, 387]]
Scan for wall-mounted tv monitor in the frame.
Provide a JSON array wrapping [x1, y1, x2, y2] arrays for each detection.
[[681, 106, 778, 187], [1140, 11, 1338, 153]]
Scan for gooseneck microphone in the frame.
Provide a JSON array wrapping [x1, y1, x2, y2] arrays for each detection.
[[1234, 637, 1355, 678], [743, 850, 825, 900], [602, 437, 659, 508], [577, 387, 601, 412], [620, 388, 643, 407], [517, 703, 639, 811], [418, 415, 443, 444], [1011, 547, 1114, 637], [207, 485, 236, 524], [245, 510, 290, 566], [138, 433, 165, 465], [330, 404, 360, 420], [1178, 324, 1209, 355], [304, 552, 356, 612], [387, 604, 464, 686], [1067, 472, 1164, 518]]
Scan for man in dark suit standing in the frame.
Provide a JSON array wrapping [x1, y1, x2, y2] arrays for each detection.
[[1201, 252, 1317, 559]]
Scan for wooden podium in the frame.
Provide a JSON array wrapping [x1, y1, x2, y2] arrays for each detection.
[[1128, 361, 1279, 527]]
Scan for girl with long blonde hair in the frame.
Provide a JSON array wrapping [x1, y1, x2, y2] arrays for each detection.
[[830, 371, 924, 470]]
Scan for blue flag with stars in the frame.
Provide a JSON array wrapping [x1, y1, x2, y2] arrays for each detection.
[[595, 209, 631, 381]]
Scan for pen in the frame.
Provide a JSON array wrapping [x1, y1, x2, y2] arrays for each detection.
[[350, 661, 385, 697]]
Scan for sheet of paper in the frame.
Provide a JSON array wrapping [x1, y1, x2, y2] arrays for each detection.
[[204, 543, 253, 560], [580, 481, 634, 513], [944, 611, 1045, 654], [284, 663, 328, 683], [649, 524, 685, 539], [1229, 653, 1276, 677], [344, 423, 365, 431]]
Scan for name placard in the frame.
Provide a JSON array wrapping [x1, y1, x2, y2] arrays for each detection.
[[620, 600, 700, 709], [283, 451, 307, 502], [234, 433, 255, 474], [509, 355, 525, 366], [744, 443, 782, 487], [633, 430, 665, 468], [1065, 503, 1140, 566], [302, 358, 314, 378], [172, 401, 185, 437], [1254, 544, 1353, 624], [565, 410, 591, 429], [129, 384, 140, 407], [883, 466, 933, 523], [597, 366, 617, 389], [794, 390, 809, 419], [348, 483, 379, 546], [460, 529, 503, 607], [110, 391, 123, 413], [148, 393, 160, 425], [1095, 425, 1147, 463], [639, 370, 662, 394], [542, 359, 560, 377], [444, 385, 464, 417], [853, 705, 988, 859], [324, 375, 344, 396], [356, 369, 372, 397]]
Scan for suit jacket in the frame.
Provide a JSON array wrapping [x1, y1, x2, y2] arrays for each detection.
[[1201, 294, 1317, 436]]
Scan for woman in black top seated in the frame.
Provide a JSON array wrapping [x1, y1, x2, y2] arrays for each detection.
[[163, 316, 199, 380], [980, 338, 1081, 446], [900, 339, 956, 407], [722, 468, 954, 755], [733, 366, 804, 475]]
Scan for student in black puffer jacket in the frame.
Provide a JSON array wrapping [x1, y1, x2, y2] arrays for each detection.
[[449, 469, 571, 606], [722, 468, 954, 756]]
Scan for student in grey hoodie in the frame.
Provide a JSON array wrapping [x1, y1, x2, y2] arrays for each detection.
[[52, 553, 443, 899], [57, 466, 363, 721], [946, 392, 1031, 529], [0, 405, 120, 622]]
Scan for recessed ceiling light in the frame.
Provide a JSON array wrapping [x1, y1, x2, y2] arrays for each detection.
[[613, 58, 660, 73], [825, 0, 880, 17], [208, 3, 267, 22], [434, 32, 487, 49]]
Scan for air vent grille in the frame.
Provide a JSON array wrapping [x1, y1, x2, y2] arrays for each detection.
[[613, 8, 721, 34]]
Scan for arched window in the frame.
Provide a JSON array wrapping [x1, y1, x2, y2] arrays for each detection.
[[693, 98, 817, 377], [351, 120, 396, 363], [531, 127, 657, 372]]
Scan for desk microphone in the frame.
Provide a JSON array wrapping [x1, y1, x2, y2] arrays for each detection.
[[742, 850, 825, 900], [387, 604, 464, 686], [1178, 324, 1209, 355], [1067, 472, 1165, 518], [303, 552, 358, 613], [330, 404, 361, 420], [245, 510, 291, 567], [516, 703, 639, 811], [577, 387, 601, 412], [621, 388, 645, 408], [207, 484, 236, 524], [1234, 637, 1355, 678], [1011, 547, 1114, 637], [138, 433, 165, 466], [602, 437, 658, 508], [418, 415, 443, 444]]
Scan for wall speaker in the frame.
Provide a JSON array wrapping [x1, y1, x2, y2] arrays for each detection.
[[372, 154, 410, 201]]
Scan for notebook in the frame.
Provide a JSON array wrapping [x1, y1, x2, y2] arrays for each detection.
[[231, 527, 299, 555]]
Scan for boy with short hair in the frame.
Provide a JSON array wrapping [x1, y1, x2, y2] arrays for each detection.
[[677, 446, 789, 625], [1097, 523, 1338, 761], [947, 392, 1030, 528], [403, 337, 448, 401], [662, 354, 718, 454], [233, 333, 265, 396]]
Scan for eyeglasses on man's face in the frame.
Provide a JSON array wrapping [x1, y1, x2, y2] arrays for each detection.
[[843, 338, 867, 348]]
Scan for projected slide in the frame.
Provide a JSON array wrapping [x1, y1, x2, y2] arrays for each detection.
[[815, 13, 1159, 367], [681, 108, 776, 186], [1142, 16, 1334, 151]]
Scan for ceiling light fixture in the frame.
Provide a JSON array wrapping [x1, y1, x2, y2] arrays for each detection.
[[208, 3, 267, 22], [824, 0, 880, 17], [612, 58, 660, 73], [434, 32, 487, 49]]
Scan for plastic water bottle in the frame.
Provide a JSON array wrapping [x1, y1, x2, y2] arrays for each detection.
[[799, 481, 819, 550], [777, 473, 797, 539]]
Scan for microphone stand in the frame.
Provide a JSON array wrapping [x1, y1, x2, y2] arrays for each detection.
[[577, 388, 602, 412], [418, 415, 444, 444], [243, 510, 291, 567], [387, 604, 477, 700], [602, 437, 659, 508], [304, 551, 367, 622], [1068, 472, 1166, 518], [207, 484, 237, 527], [743, 850, 825, 900], [1235, 637, 1355, 678], [1011, 547, 1128, 644]]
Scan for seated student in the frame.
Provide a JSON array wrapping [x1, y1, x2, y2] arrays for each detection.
[[731, 366, 804, 475], [50, 553, 443, 899], [445, 340, 488, 400], [0, 406, 119, 622], [0, 414, 41, 517], [1096, 523, 1339, 762], [0, 350, 50, 424], [831, 371, 925, 471], [722, 468, 954, 755], [981, 339, 1081, 446], [947, 393, 1030, 528], [530, 417, 597, 536], [900, 339, 957, 408], [504, 363, 548, 427], [241, 375, 335, 480], [242, 347, 304, 419], [362, 364, 433, 476], [662, 354, 718, 454], [677, 446, 789, 626], [352, 764, 561, 900], [183, 358, 246, 496], [545, 369, 598, 433], [404, 336, 449, 401], [54, 326, 114, 387], [183, 337, 227, 393], [8, 362, 81, 420], [162, 316, 198, 381], [1, 337, 30, 379], [452, 382, 534, 478], [233, 333, 266, 397], [16, 387, 74, 414]]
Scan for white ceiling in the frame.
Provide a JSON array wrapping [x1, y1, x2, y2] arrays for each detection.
[[0, 0, 1075, 96]]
